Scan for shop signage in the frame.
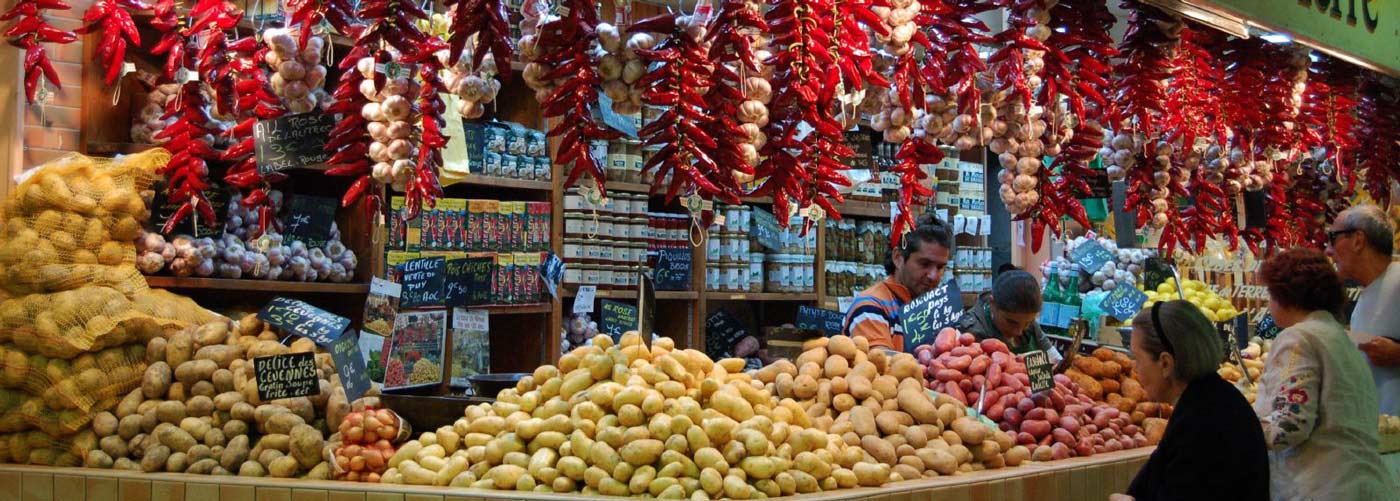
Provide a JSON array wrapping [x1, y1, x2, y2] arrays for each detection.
[[150, 186, 230, 238], [1194, 0, 1395, 76], [1255, 312, 1283, 339], [599, 299, 638, 342], [796, 306, 845, 337], [283, 195, 338, 248], [541, 252, 565, 299], [445, 256, 492, 307], [257, 297, 351, 345], [254, 112, 336, 174], [1142, 257, 1175, 290], [900, 280, 964, 352], [705, 310, 748, 357], [253, 352, 320, 400], [399, 256, 446, 309], [1071, 239, 1115, 273], [327, 331, 371, 401], [752, 207, 782, 252], [1023, 350, 1055, 393], [653, 248, 692, 291], [1102, 285, 1150, 322]]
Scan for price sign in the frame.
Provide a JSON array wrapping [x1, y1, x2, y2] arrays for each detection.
[[573, 285, 597, 314], [1142, 257, 1174, 291], [1070, 239, 1115, 273], [1083, 169, 1112, 199], [445, 256, 492, 307], [254, 112, 336, 175], [705, 310, 749, 358], [1256, 313, 1282, 340], [751, 207, 782, 252], [257, 297, 351, 346], [1039, 302, 1077, 329], [399, 256, 447, 309], [1101, 286, 1149, 322], [653, 248, 692, 291], [541, 252, 566, 299], [899, 280, 964, 353], [599, 299, 639, 342], [327, 331, 370, 401], [252, 352, 320, 401], [283, 195, 338, 248], [796, 306, 845, 337], [1023, 350, 1055, 394], [149, 186, 230, 238], [1243, 190, 1269, 230]]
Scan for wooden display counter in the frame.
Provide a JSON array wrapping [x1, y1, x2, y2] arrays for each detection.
[[0, 448, 1150, 501]]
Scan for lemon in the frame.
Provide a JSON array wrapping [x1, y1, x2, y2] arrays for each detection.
[[1157, 283, 1175, 295]]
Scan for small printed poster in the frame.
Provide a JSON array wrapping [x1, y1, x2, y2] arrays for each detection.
[[450, 308, 490, 389], [358, 330, 388, 383], [384, 310, 447, 389], [363, 278, 402, 336]]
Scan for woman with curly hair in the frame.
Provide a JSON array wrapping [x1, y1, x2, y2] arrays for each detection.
[[1255, 248, 1396, 500]]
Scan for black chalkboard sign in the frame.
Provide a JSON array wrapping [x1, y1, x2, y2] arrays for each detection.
[[253, 352, 320, 400], [1071, 239, 1114, 273], [599, 299, 638, 342], [283, 195, 338, 248], [1023, 350, 1054, 393], [399, 256, 447, 309], [254, 112, 336, 175], [705, 309, 748, 358], [257, 296, 352, 345], [1084, 170, 1112, 199], [1255, 312, 1282, 340], [327, 330, 371, 401], [844, 129, 875, 172], [1218, 315, 1250, 352], [541, 252, 565, 299], [653, 248, 692, 291], [1101, 285, 1149, 322], [1142, 257, 1174, 291], [445, 257, 493, 307], [796, 306, 844, 337], [899, 280, 964, 353], [752, 207, 782, 252], [150, 186, 231, 238], [1243, 190, 1269, 230], [1111, 181, 1137, 249]]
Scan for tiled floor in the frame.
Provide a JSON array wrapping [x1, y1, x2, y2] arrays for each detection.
[[0, 450, 1151, 501]]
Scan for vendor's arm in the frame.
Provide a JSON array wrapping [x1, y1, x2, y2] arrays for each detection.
[[1255, 333, 1321, 450], [1359, 337, 1400, 367]]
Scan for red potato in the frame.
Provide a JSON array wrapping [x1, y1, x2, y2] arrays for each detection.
[[1124, 424, 1140, 436], [1052, 428, 1075, 446], [967, 392, 980, 405], [1020, 420, 1051, 439], [967, 343, 983, 357], [947, 355, 973, 371], [1076, 438, 1094, 457], [1094, 412, 1111, 429], [1017, 432, 1037, 446], [991, 351, 1011, 366], [946, 382, 967, 405], [958, 333, 975, 346], [986, 362, 1002, 386], [969, 355, 991, 374], [1004, 374, 1024, 391], [934, 329, 958, 354], [981, 339, 1008, 354], [1025, 408, 1047, 421], [1003, 407, 1023, 427], [1050, 443, 1071, 460], [971, 374, 986, 389], [950, 346, 970, 357], [987, 402, 1006, 421], [959, 379, 974, 392], [1059, 416, 1081, 434]]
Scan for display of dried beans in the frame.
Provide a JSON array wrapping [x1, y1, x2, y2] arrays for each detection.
[[1356, 78, 1400, 208], [5, 0, 74, 103], [530, 0, 620, 191], [758, 0, 851, 227], [704, 0, 766, 185], [1164, 26, 1231, 253], [77, 0, 145, 87]]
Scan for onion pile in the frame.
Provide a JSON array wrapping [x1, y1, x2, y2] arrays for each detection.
[[357, 54, 420, 191], [263, 28, 330, 114]]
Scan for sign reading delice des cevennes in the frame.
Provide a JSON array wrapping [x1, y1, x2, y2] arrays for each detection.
[[254, 112, 336, 175], [899, 280, 963, 353], [257, 297, 351, 346], [253, 352, 320, 400], [399, 256, 446, 309]]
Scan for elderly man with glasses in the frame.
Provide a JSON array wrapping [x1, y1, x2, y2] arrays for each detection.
[[1327, 204, 1400, 415]]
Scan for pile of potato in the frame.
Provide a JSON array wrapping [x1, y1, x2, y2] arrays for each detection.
[[756, 335, 1024, 479], [1219, 342, 1266, 405], [381, 333, 923, 498], [914, 329, 1030, 406], [82, 314, 366, 478]]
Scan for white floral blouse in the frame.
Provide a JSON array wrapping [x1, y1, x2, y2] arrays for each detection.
[[1253, 311, 1397, 500]]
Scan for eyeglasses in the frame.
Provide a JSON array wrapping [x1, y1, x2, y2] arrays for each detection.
[[1327, 228, 1358, 244]]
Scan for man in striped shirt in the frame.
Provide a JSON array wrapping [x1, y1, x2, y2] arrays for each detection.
[[842, 215, 952, 352]]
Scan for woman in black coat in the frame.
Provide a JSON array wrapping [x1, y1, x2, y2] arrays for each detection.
[[1111, 301, 1269, 501]]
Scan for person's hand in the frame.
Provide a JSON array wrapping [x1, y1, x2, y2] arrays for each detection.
[[1109, 494, 1135, 501], [1359, 337, 1400, 367]]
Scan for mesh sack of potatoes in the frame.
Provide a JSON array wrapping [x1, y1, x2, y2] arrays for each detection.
[[379, 333, 920, 498], [0, 429, 97, 466], [0, 342, 146, 416], [0, 287, 177, 359]]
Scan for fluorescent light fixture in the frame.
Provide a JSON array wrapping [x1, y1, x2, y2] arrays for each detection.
[[1257, 31, 1293, 44], [1139, 0, 1249, 38]]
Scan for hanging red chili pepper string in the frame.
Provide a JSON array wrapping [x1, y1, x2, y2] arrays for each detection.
[[221, 33, 289, 237], [1163, 26, 1230, 254], [1298, 55, 1360, 210], [78, 0, 146, 87], [1356, 78, 1400, 208], [442, 0, 513, 82], [532, 0, 620, 192], [5, 0, 75, 103], [876, 0, 942, 245], [285, 0, 360, 47], [324, 45, 377, 215], [704, 0, 765, 189]]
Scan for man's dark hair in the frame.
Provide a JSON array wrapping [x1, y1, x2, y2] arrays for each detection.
[[991, 270, 1042, 314], [885, 213, 954, 274]]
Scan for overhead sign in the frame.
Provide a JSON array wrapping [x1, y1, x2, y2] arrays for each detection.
[[1192, 0, 1397, 77]]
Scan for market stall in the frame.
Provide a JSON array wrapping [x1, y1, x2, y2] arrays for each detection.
[[0, 0, 1398, 496]]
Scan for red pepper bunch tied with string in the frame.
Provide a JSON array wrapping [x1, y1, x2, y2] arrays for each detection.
[[149, 0, 186, 79], [704, 0, 766, 186], [1163, 26, 1231, 253], [1222, 37, 1304, 193], [1356, 78, 1400, 207], [534, 0, 621, 191], [1110, 2, 1182, 252], [323, 45, 377, 213], [630, 12, 740, 209], [404, 53, 448, 222], [830, 0, 889, 99], [1297, 55, 1359, 203], [871, 0, 942, 245], [78, 0, 147, 87], [758, 0, 851, 228], [989, 0, 1051, 224], [922, 0, 995, 150], [187, 0, 245, 116], [4, 0, 75, 103], [442, 0, 513, 83], [285, 0, 360, 47], [153, 82, 221, 233], [221, 34, 286, 237]]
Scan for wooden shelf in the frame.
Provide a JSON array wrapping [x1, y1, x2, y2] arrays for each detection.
[[452, 176, 553, 191], [88, 142, 158, 155], [145, 276, 370, 294], [605, 181, 655, 195], [706, 292, 817, 302], [562, 288, 698, 300]]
